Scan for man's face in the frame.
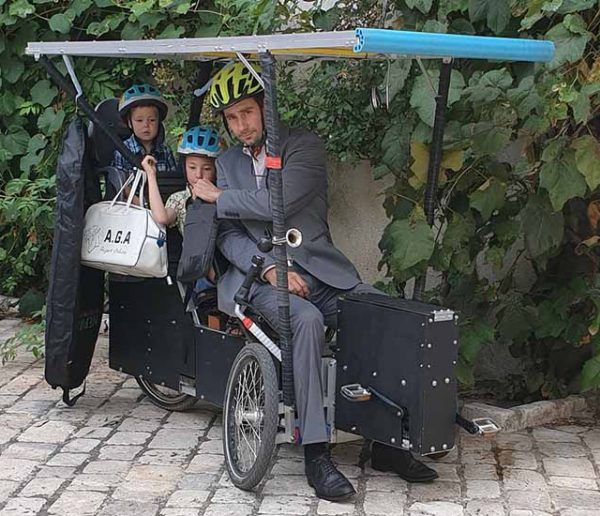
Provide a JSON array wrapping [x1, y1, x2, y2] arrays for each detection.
[[129, 105, 160, 145], [223, 97, 263, 146], [185, 155, 216, 186]]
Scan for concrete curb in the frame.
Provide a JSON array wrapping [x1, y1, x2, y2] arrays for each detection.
[[461, 393, 599, 433]]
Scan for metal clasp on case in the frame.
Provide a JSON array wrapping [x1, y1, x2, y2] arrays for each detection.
[[340, 383, 372, 402]]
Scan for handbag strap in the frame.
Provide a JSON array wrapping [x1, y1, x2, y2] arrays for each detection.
[[110, 171, 136, 208], [125, 168, 146, 208]]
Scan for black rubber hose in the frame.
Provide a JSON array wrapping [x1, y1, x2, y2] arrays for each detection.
[[259, 51, 295, 407], [39, 56, 143, 170]]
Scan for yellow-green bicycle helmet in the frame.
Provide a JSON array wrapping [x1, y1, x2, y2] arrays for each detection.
[[209, 62, 263, 112]]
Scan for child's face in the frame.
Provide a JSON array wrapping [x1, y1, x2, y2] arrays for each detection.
[[129, 105, 160, 144], [185, 155, 216, 186]]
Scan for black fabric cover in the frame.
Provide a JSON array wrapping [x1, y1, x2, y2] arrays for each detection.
[[176, 199, 218, 283], [45, 118, 104, 395]]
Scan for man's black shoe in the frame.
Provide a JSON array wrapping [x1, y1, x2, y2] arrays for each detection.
[[305, 453, 356, 502], [371, 442, 438, 483]]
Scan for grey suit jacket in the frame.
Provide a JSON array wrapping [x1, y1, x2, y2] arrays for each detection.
[[215, 126, 361, 315]]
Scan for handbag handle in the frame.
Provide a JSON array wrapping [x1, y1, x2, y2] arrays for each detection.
[[110, 171, 135, 207], [125, 168, 146, 208]]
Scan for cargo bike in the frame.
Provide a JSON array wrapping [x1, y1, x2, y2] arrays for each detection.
[[27, 28, 554, 490]]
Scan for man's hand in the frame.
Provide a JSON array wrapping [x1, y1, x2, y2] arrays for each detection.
[[192, 179, 222, 203], [264, 269, 310, 298]]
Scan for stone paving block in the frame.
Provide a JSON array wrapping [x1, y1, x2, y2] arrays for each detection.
[[97, 499, 160, 516], [508, 510, 552, 516], [111, 388, 142, 401], [62, 438, 101, 453], [409, 481, 462, 501], [130, 403, 168, 419], [0, 375, 40, 396], [45, 408, 91, 423], [0, 496, 45, 516], [560, 511, 600, 516], [271, 458, 305, 475], [166, 489, 210, 507], [364, 491, 405, 515], [20, 477, 64, 497], [537, 441, 587, 457], [0, 413, 33, 430], [461, 450, 496, 465], [495, 432, 533, 451], [207, 425, 222, 439], [0, 458, 38, 482], [316, 499, 356, 515], [532, 427, 581, 443], [330, 444, 362, 465], [98, 445, 142, 460], [551, 488, 600, 511], [83, 460, 131, 475], [258, 495, 312, 514], [149, 429, 200, 450], [407, 501, 463, 516], [581, 429, 600, 449], [262, 475, 314, 497], [48, 490, 107, 514], [23, 385, 62, 401], [203, 504, 252, 516], [186, 453, 224, 474], [499, 450, 538, 470], [76, 427, 113, 439], [503, 469, 547, 491], [0, 427, 18, 445], [460, 435, 493, 451], [211, 487, 258, 504], [364, 475, 408, 492], [177, 473, 217, 490], [0, 396, 18, 408], [164, 411, 214, 430], [47, 452, 89, 467], [106, 431, 151, 446], [86, 413, 123, 428], [337, 464, 362, 479], [126, 464, 183, 483], [506, 490, 552, 512], [112, 480, 175, 502], [138, 449, 191, 466], [542, 457, 596, 478], [547, 476, 599, 490], [160, 509, 201, 516], [278, 444, 305, 459], [466, 479, 501, 499], [18, 420, 76, 443], [66, 473, 124, 492], [197, 439, 224, 455], [431, 464, 460, 482], [0, 481, 19, 504], [118, 417, 162, 433], [554, 425, 588, 434], [463, 464, 499, 480], [36, 466, 76, 479], [465, 500, 505, 516]]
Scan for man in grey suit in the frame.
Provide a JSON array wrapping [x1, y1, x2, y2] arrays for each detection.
[[193, 62, 437, 501]]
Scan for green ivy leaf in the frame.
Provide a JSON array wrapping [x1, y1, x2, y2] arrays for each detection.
[[539, 151, 587, 211], [3, 128, 29, 156], [460, 319, 495, 364], [499, 302, 536, 342], [49, 13, 72, 34], [468, 0, 511, 33], [410, 69, 465, 126], [130, 0, 156, 18], [313, 8, 340, 31], [381, 122, 412, 172], [521, 193, 564, 258], [381, 217, 435, 272], [562, 13, 588, 34], [387, 60, 412, 103], [557, 0, 596, 12], [406, 0, 433, 14], [580, 354, 600, 391], [469, 178, 506, 221], [37, 107, 65, 136], [8, 0, 34, 18], [0, 56, 25, 84], [159, 24, 185, 39], [573, 136, 600, 191], [534, 300, 567, 339], [546, 22, 591, 69], [466, 122, 512, 156], [541, 137, 568, 162], [443, 214, 476, 251], [464, 68, 513, 104], [31, 80, 58, 108], [568, 91, 591, 123], [20, 135, 47, 173]]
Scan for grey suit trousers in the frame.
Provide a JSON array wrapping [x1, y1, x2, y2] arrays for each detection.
[[250, 270, 380, 445]]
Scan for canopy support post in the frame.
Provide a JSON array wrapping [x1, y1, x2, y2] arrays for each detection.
[[413, 57, 452, 301], [259, 51, 295, 408]]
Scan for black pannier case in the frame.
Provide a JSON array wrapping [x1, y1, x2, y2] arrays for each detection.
[[334, 293, 458, 456]]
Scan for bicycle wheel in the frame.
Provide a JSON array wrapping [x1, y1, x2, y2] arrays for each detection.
[[223, 342, 278, 490], [135, 377, 197, 411]]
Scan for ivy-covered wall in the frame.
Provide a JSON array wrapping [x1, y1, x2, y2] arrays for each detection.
[[1, 0, 599, 399]]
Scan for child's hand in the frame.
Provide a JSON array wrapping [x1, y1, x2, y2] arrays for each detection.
[[141, 155, 157, 178]]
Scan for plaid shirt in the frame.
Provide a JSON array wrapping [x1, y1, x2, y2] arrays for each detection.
[[111, 134, 178, 176]]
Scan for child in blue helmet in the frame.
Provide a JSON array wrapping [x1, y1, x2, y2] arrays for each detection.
[[142, 125, 221, 284], [112, 83, 177, 176]]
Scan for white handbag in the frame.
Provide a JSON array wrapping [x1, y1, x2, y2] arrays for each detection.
[[81, 169, 168, 278]]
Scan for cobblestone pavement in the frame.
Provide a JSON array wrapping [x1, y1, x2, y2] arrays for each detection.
[[1, 317, 600, 516]]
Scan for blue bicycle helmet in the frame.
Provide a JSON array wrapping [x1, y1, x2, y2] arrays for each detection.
[[118, 83, 169, 120], [177, 126, 221, 158]]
